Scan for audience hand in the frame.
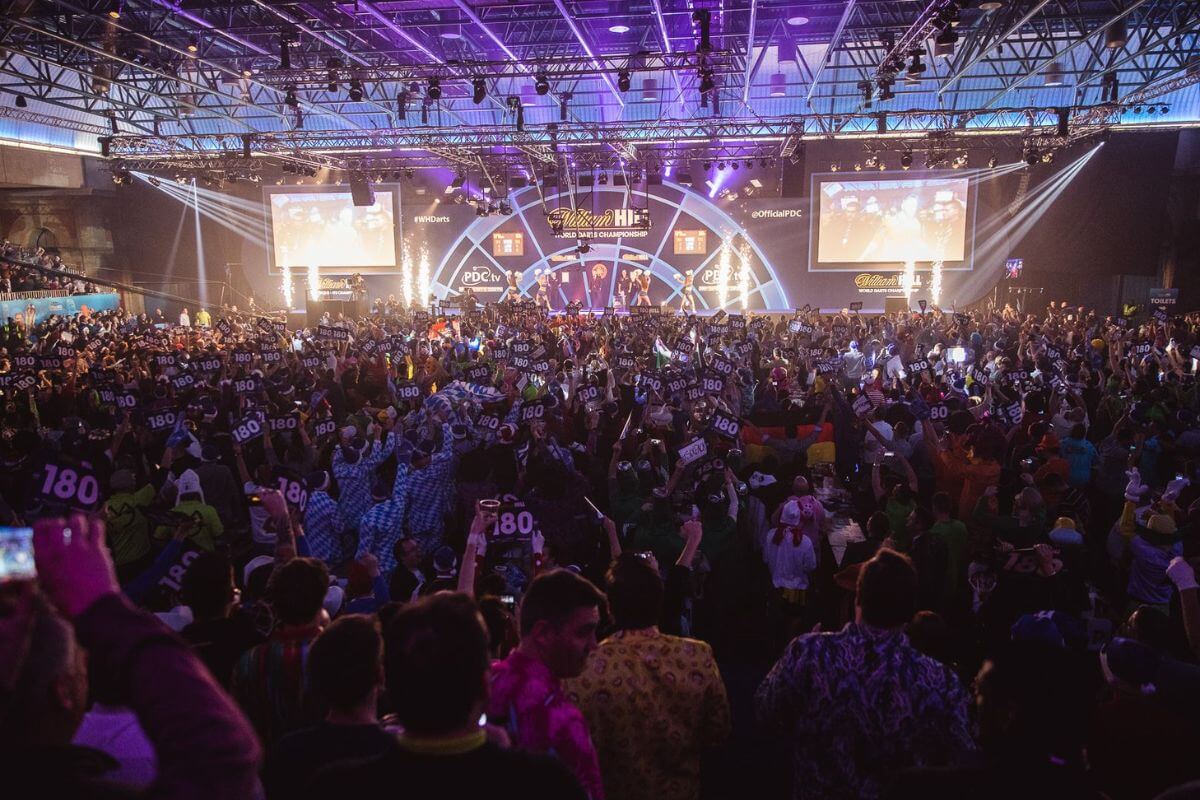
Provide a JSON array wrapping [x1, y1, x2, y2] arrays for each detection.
[[32, 512, 119, 619]]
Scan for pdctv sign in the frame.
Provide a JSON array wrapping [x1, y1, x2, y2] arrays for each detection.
[[547, 207, 651, 238]]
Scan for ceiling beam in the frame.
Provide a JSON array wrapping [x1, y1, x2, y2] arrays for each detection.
[[807, 0, 857, 103]]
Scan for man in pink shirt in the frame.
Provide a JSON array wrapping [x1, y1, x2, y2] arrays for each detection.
[[488, 569, 607, 799]]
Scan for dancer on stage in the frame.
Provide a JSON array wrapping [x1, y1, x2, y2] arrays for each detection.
[[674, 269, 697, 313], [505, 270, 521, 303], [534, 269, 552, 312], [634, 268, 652, 306]]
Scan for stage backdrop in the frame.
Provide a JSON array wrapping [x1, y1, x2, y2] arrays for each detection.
[[100, 131, 1181, 315]]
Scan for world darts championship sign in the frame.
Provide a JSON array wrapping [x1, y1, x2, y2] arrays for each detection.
[[547, 207, 651, 239]]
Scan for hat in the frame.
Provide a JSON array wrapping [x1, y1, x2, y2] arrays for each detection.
[[410, 441, 435, 465], [242, 555, 274, 587], [748, 471, 777, 490], [1144, 513, 1181, 545], [201, 442, 221, 462], [306, 470, 331, 493], [779, 499, 801, 527], [1011, 610, 1085, 649], [176, 469, 204, 503]]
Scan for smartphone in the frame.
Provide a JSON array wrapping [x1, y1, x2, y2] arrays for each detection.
[[1021, 458, 1035, 469], [0, 527, 35, 582], [498, 595, 516, 611], [883, 451, 895, 459], [947, 347, 967, 363]]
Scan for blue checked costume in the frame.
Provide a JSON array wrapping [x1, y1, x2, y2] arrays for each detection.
[[302, 490, 345, 566], [332, 440, 385, 536], [356, 496, 409, 576], [399, 424, 457, 557]]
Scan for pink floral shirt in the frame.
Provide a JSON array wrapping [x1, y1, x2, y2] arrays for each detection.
[[488, 650, 605, 799]]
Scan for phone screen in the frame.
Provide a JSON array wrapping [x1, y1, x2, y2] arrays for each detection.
[[947, 347, 967, 363], [0, 527, 35, 582]]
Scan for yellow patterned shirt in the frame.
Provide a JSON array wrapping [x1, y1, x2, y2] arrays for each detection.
[[565, 628, 731, 800]]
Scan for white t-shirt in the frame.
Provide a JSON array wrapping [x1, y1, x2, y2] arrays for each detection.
[[244, 481, 273, 545]]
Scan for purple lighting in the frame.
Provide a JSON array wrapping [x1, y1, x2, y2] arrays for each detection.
[[609, 24, 630, 33]]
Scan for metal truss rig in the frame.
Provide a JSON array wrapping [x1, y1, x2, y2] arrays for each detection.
[[106, 105, 1117, 165]]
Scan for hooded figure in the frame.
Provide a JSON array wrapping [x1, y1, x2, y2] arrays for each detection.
[[763, 498, 818, 613], [156, 468, 224, 552]]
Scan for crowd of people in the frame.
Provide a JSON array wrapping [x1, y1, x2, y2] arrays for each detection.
[[0, 244, 99, 296], [2, 284, 1200, 800]]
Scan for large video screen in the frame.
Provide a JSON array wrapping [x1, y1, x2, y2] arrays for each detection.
[[813, 175, 969, 266], [267, 189, 398, 273]]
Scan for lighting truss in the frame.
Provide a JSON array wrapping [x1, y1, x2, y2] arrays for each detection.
[[108, 105, 1122, 161]]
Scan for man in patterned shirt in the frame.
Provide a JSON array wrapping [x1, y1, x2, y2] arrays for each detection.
[[489, 569, 608, 799], [301, 470, 344, 567], [567, 545, 731, 800], [756, 548, 974, 800], [357, 475, 408, 577], [400, 423, 457, 557], [332, 431, 385, 538]]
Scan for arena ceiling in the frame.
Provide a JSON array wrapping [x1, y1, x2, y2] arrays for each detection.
[[2, 0, 1199, 173]]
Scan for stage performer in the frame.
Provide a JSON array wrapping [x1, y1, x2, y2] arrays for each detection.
[[615, 271, 631, 310], [534, 269, 552, 312], [505, 270, 521, 303], [674, 270, 697, 313], [635, 268, 652, 306]]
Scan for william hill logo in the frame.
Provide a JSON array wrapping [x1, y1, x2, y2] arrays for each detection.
[[547, 207, 650, 238], [854, 273, 923, 290]]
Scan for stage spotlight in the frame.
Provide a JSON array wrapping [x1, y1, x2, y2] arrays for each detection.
[[703, 161, 712, 170], [472, 77, 486, 104], [598, 171, 608, 185], [830, 163, 839, 172], [348, 79, 364, 102], [242, 67, 253, 78], [279, 34, 291, 70], [617, 70, 631, 92], [878, 79, 895, 101], [1160, 105, 1169, 114], [326, 57, 342, 92], [147, 176, 160, 187], [14, 95, 26, 108], [716, 161, 726, 170], [759, 159, 767, 168], [187, 37, 199, 54], [1025, 149, 1039, 166], [698, 68, 714, 94], [900, 152, 912, 169], [397, 90, 409, 118], [1134, 105, 1143, 114], [988, 154, 998, 168], [427, 77, 441, 101], [107, 0, 121, 19], [906, 51, 925, 78], [853, 163, 862, 172], [744, 160, 753, 169], [1041, 151, 1054, 164], [731, 161, 739, 170], [533, 72, 549, 96]]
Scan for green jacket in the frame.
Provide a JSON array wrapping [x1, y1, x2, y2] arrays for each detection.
[[105, 484, 155, 566], [155, 500, 225, 552]]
